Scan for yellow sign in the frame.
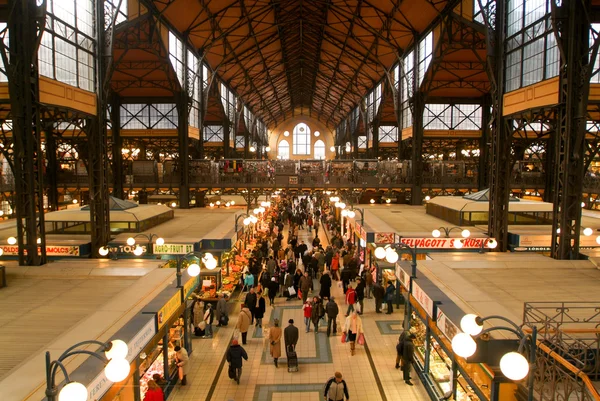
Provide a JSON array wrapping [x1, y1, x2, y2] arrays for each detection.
[[157, 292, 182, 330], [183, 276, 199, 300]]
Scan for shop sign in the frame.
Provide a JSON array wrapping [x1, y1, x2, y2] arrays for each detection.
[[401, 237, 493, 249], [375, 232, 394, 244], [183, 276, 199, 299], [0, 245, 80, 256], [157, 292, 182, 330], [437, 307, 460, 342], [355, 222, 362, 238], [126, 318, 156, 363], [395, 262, 411, 289], [153, 243, 194, 255], [412, 281, 434, 317], [106, 244, 149, 255], [87, 371, 110, 401], [394, 233, 402, 244], [289, 176, 298, 184]]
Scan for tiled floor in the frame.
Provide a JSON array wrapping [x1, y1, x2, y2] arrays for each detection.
[[169, 224, 429, 401]]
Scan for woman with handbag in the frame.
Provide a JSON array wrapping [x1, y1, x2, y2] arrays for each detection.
[[268, 318, 282, 368], [342, 311, 364, 356]]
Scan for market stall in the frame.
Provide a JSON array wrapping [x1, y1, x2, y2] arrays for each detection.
[[328, 161, 353, 184], [299, 160, 325, 185], [354, 160, 379, 185]]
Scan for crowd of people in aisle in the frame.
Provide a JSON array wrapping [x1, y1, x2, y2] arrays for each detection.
[[165, 193, 414, 401]]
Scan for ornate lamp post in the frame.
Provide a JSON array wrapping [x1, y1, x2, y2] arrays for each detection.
[[45, 340, 130, 401], [175, 251, 218, 287]]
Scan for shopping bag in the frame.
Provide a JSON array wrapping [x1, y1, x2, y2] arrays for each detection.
[[288, 286, 296, 296], [298, 289, 302, 300], [341, 332, 347, 343], [228, 364, 236, 379], [357, 333, 365, 345], [198, 321, 206, 330]]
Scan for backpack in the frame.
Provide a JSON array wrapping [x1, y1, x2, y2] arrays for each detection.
[[317, 303, 325, 318]]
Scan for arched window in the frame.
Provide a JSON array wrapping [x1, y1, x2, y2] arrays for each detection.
[[314, 140, 325, 160], [278, 140, 290, 159], [293, 123, 311, 155]]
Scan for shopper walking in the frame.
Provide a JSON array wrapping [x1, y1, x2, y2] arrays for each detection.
[[268, 318, 283, 368], [299, 271, 313, 303], [324, 371, 350, 401], [311, 296, 325, 333], [268, 277, 278, 306], [174, 346, 189, 385], [226, 339, 248, 385], [216, 294, 228, 326], [326, 296, 339, 337], [355, 277, 365, 314], [314, 219, 320, 237], [365, 269, 374, 299], [255, 292, 266, 328], [344, 286, 357, 316], [319, 270, 332, 300], [373, 282, 384, 313], [385, 280, 396, 314], [395, 330, 410, 369], [244, 287, 257, 324], [302, 299, 313, 332], [284, 319, 299, 353], [401, 333, 416, 385], [342, 311, 364, 356], [203, 303, 214, 338], [236, 304, 252, 344]]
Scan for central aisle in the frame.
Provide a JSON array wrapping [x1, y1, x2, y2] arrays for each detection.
[[168, 223, 429, 401]]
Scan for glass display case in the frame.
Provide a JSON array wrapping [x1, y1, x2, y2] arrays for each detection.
[[138, 319, 184, 400]]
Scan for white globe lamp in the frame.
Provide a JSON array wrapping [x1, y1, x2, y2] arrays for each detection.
[[187, 263, 201, 277], [7, 236, 16, 245], [460, 314, 483, 336], [385, 248, 399, 264], [156, 237, 165, 246], [347, 210, 355, 218], [374, 246, 387, 260], [133, 246, 144, 256], [452, 333, 477, 358], [583, 228, 593, 236], [58, 382, 87, 401], [126, 237, 135, 246], [104, 358, 130, 382], [243, 217, 250, 226], [461, 229, 471, 238], [454, 240, 464, 249], [105, 340, 129, 361], [500, 352, 529, 381], [487, 239, 498, 249], [432, 229, 441, 238], [99, 246, 109, 256], [204, 257, 218, 270], [341, 210, 348, 217]]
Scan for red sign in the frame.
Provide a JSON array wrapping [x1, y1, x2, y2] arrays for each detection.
[[401, 237, 493, 249], [375, 232, 394, 244], [0, 245, 80, 256]]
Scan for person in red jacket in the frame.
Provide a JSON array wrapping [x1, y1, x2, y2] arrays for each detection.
[[345, 286, 356, 316], [144, 379, 164, 401], [302, 300, 313, 333]]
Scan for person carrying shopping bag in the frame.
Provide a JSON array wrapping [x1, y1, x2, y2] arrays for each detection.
[[342, 311, 364, 356]]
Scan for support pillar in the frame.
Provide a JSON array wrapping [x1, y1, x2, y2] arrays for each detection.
[[410, 93, 425, 205], [111, 96, 124, 199], [478, 96, 491, 189], [5, 0, 47, 265], [372, 121, 379, 158], [178, 93, 190, 209], [45, 132, 59, 211], [223, 122, 231, 159], [551, 0, 593, 259]]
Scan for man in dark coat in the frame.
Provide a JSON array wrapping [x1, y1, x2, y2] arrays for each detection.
[[284, 319, 299, 354], [355, 277, 365, 314], [325, 296, 339, 337], [319, 270, 332, 300], [244, 287, 257, 324], [401, 333, 416, 385], [226, 339, 248, 385], [373, 282, 385, 313]]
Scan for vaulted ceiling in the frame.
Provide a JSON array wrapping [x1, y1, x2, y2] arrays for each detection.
[[150, 0, 456, 128]]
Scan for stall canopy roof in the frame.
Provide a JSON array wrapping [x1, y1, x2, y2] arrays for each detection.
[[81, 197, 138, 211], [429, 193, 553, 213], [462, 189, 519, 202]]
